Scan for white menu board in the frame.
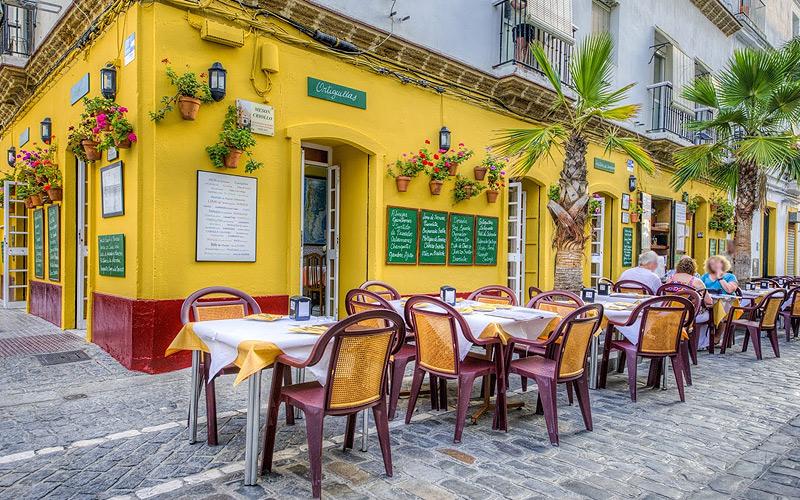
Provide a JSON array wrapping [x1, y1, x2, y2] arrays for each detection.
[[640, 192, 652, 251], [196, 171, 257, 262]]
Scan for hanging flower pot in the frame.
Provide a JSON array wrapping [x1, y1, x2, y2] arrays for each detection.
[[474, 166, 487, 181], [395, 176, 411, 192], [24, 197, 34, 209], [115, 139, 132, 149], [447, 163, 458, 176], [178, 96, 202, 120], [463, 185, 473, 197], [487, 190, 499, 203], [48, 187, 63, 202], [82, 140, 101, 161], [224, 149, 243, 168], [429, 180, 444, 195], [30, 194, 43, 207]]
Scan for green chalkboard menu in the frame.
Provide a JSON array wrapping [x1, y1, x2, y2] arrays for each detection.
[[475, 216, 499, 265], [33, 209, 44, 279], [98, 234, 126, 277], [47, 205, 60, 281], [419, 210, 447, 265], [448, 213, 475, 265], [386, 207, 418, 264], [622, 227, 633, 267], [710, 238, 718, 256]]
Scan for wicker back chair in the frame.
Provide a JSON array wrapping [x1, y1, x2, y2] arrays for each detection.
[[721, 289, 786, 360], [359, 280, 401, 301], [303, 253, 326, 315], [599, 296, 694, 402], [752, 278, 780, 289], [656, 283, 707, 372], [613, 280, 654, 295], [345, 288, 393, 327], [403, 295, 505, 442], [780, 286, 800, 341], [526, 290, 584, 316], [507, 304, 604, 445], [468, 285, 518, 305], [597, 277, 615, 288], [260, 310, 405, 498]]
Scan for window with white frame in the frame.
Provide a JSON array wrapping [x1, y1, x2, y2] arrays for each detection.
[[591, 1, 611, 34]]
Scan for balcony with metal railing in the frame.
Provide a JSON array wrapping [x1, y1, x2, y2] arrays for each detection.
[[647, 82, 716, 144], [1, 4, 33, 59], [495, 0, 574, 87]]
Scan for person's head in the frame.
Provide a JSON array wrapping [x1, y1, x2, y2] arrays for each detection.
[[675, 256, 697, 276], [638, 250, 659, 271], [705, 255, 731, 274]]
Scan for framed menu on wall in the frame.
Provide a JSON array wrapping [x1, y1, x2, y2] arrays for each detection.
[[33, 208, 44, 279], [47, 204, 60, 281], [101, 162, 124, 218], [448, 213, 475, 265], [196, 171, 258, 262], [418, 210, 447, 265], [386, 206, 418, 264], [475, 216, 499, 265]]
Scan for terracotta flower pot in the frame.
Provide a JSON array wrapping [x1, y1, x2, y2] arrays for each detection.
[[463, 185, 473, 197], [30, 194, 43, 207], [447, 164, 458, 176], [35, 175, 44, 184], [224, 149, 243, 168], [429, 180, 444, 195], [116, 139, 132, 149], [48, 187, 63, 202], [24, 197, 34, 209], [630, 213, 640, 223], [178, 96, 202, 120], [395, 176, 411, 192], [474, 166, 487, 181], [487, 189, 499, 203], [82, 140, 101, 161]]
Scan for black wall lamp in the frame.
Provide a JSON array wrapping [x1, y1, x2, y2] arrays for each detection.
[[682, 191, 690, 203], [7, 146, 16, 167], [40, 117, 52, 144], [208, 62, 227, 102], [628, 174, 637, 192], [438, 126, 451, 152], [100, 64, 117, 100]]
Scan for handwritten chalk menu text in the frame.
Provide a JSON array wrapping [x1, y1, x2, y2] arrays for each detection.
[[196, 171, 257, 262], [98, 234, 125, 277], [475, 216, 499, 265], [419, 210, 447, 265], [622, 227, 634, 267], [386, 206, 418, 264], [449, 213, 475, 265], [47, 204, 60, 281], [33, 208, 44, 279]]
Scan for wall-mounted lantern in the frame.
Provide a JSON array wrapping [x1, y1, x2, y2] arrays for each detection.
[[40, 117, 52, 144], [100, 64, 117, 100], [208, 62, 227, 102], [628, 174, 637, 192], [438, 126, 451, 152]]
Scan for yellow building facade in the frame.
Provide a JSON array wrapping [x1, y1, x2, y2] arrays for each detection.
[[0, 0, 724, 371]]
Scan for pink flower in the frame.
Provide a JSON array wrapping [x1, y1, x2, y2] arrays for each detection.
[[92, 127, 100, 134], [118, 107, 128, 113], [458, 151, 464, 157], [127, 133, 138, 143], [458, 142, 464, 147]]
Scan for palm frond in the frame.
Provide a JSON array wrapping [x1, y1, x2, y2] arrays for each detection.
[[493, 124, 568, 176], [593, 82, 636, 111], [592, 103, 640, 122], [737, 134, 797, 168], [570, 32, 614, 108], [530, 41, 567, 107], [766, 81, 800, 122], [671, 143, 726, 190], [718, 48, 782, 108], [603, 132, 654, 174], [682, 75, 719, 109], [707, 162, 740, 195]]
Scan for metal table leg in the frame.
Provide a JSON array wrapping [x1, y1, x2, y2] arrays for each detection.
[[661, 357, 668, 391], [294, 367, 305, 419], [244, 370, 262, 486], [188, 350, 201, 444], [360, 410, 369, 452], [589, 335, 599, 390]]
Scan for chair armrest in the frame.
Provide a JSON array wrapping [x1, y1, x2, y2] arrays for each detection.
[[275, 353, 311, 369]]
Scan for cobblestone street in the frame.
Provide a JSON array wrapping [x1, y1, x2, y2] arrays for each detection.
[[2, 308, 800, 499]]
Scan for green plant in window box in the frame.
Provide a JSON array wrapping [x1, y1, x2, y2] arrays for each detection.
[[206, 105, 263, 173], [686, 195, 701, 214], [453, 174, 486, 203]]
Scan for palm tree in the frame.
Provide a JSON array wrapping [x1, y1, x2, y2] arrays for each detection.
[[671, 45, 800, 281], [496, 33, 654, 291]]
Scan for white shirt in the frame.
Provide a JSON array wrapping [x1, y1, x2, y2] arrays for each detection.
[[617, 266, 662, 295]]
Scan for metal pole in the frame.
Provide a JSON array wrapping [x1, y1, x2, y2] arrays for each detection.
[[589, 335, 599, 390], [244, 370, 262, 486], [661, 357, 668, 391], [360, 410, 369, 452], [188, 350, 200, 444], [294, 367, 305, 419]]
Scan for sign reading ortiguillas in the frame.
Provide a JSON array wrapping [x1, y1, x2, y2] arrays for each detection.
[[307, 77, 367, 109]]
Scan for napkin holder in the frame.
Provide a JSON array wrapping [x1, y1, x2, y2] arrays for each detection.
[[289, 296, 311, 321], [597, 282, 610, 296], [581, 288, 596, 303], [745, 282, 756, 291], [440, 286, 456, 306], [759, 281, 769, 289]]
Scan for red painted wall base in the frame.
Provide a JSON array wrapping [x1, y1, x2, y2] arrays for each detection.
[[29, 281, 62, 327], [91, 292, 289, 374]]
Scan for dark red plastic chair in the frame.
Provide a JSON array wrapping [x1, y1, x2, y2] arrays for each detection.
[[613, 280, 654, 295], [721, 289, 786, 359], [259, 309, 405, 498], [657, 283, 707, 385], [508, 303, 604, 446], [780, 287, 800, 341], [403, 295, 506, 442], [359, 280, 402, 301], [528, 286, 544, 300], [468, 284, 518, 305], [598, 296, 694, 402]]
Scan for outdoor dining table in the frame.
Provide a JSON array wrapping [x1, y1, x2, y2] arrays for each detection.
[[166, 314, 338, 486]]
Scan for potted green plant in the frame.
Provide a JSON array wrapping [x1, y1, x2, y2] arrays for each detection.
[[630, 202, 642, 223], [437, 142, 473, 176], [686, 195, 701, 215], [426, 160, 449, 195], [67, 117, 101, 161], [547, 184, 560, 203], [97, 106, 137, 150], [453, 174, 486, 202], [150, 62, 214, 122], [206, 105, 263, 172], [483, 153, 507, 203], [588, 195, 602, 216], [709, 195, 735, 233], [388, 148, 428, 192]]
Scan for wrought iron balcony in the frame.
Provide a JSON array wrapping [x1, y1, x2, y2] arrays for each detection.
[[647, 82, 716, 144], [495, 0, 574, 87], [1, 5, 33, 57]]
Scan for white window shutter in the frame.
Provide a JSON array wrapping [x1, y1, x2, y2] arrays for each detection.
[[671, 44, 695, 112], [526, 0, 574, 40]]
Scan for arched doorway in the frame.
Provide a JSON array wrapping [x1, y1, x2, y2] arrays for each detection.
[[507, 178, 543, 302]]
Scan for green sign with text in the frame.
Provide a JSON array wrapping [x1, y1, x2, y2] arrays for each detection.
[[47, 205, 60, 281], [622, 227, 633, 267], [449, 214, 475, 265], [33, 209, 44, 279], [386, 207, 418, 264], [475, 216, 499, 266], [98, 234, 126, 277], [307, 77, 366, 109], [419, 210, 447, 265], [594, 157, 615, 173]]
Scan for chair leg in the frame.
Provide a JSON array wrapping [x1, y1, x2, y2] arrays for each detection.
[[454, 374, 476, 443], [260, 364, 284, 476], [429, 376, 439, 411], [689, 324, 699, 365], [566, 382, 574, 406], [343, 413, 357, 450], [304, 408, 325, 498], [372, 401, 393, 477], [388, 357, 411, 420], [670, 354, 685, 402], [720, 323, 732, 354], [768, 328, 780, 358], [405, 368, 426, 424], [741, 327, 750, 352], [748, 327, 763, 360], [646, 358, 661, 388], [616, 351, 626, 373], [708, 323, 716, 354], [284, 369, 294, 426], [598, 341, 612, 390], [680, 342, 693, 387], [784, 314, 792, 342], [202, 356, 218, 447], [439, 378, 448, 411], [626, 351, 638, 402], [535, 377, 559, 446], [574, 374, 592, 431]]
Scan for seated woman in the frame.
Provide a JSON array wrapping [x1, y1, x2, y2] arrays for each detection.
[[668, 256, 713, 307], [701, 255, 739, 296]]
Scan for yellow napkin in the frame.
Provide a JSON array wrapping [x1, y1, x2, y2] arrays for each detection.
[[245, 313, 286, 322], [473, 305, 497, 312], [495, 304, 513, 309], [288, 325, 330, 335], [456, 307, 474, 314]]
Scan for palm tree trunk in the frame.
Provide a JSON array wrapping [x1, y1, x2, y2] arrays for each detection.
[[549, 132, 589, 291], [732, 161, 759, 282]]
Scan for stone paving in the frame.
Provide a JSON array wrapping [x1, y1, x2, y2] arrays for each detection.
[[2, 308, 800, 499]]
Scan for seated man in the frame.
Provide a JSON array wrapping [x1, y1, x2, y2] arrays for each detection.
[[617, 250, 662, 295]]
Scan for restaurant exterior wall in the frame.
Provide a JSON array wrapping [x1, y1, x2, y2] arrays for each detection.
[[0, 0, 723, 373]]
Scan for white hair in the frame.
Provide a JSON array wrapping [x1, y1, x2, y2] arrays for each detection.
[[638, 250, 659, 266]]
